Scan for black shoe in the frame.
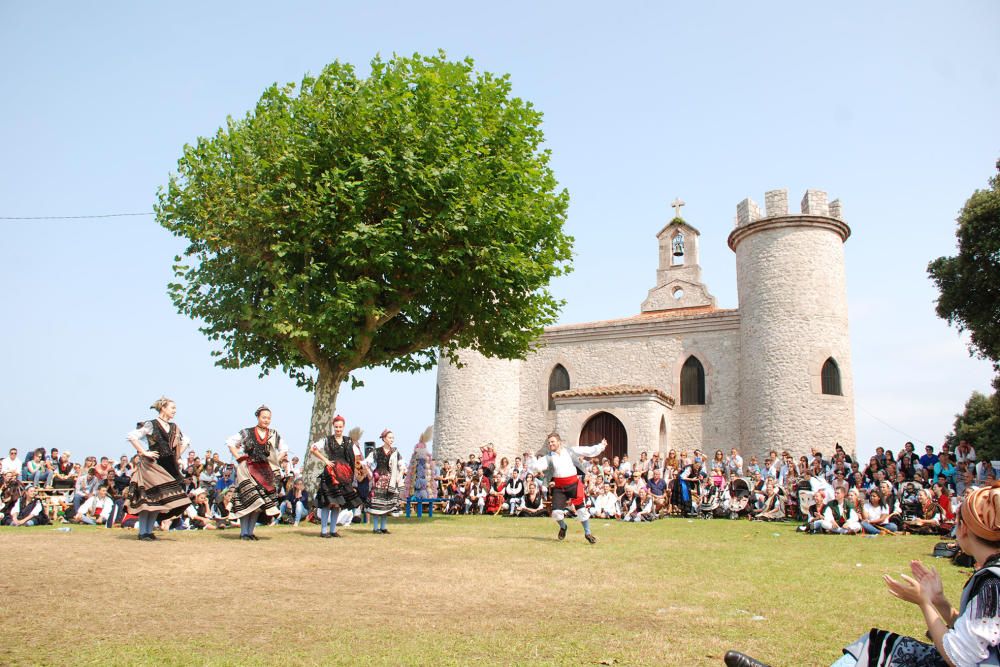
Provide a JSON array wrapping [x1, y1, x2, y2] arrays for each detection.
[[380, 529, 390, 534], [724, 650, 771, 667], [240, 535, 253, 541], [320, 533, 332, 539], [147, 532, 158, 540], [249, 534, 259, 541], [138, 533, 152, 541], [330, 531, 341, 538], [558, 526, 567, 541], [585, 533, 597, 544]]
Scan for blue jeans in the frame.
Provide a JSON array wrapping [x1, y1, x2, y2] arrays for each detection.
[[280, 500, 308, 524], [861, 521, 898, 534]]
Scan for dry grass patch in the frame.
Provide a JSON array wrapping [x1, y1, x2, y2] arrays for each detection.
[[0, 516, 964, 666]]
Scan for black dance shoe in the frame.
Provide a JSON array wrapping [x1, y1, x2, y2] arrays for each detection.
[[138, 533, 152, 541], [585, 533, 597, 544], [380, 529, 390, 534], [147, 532, 158, 540], [558, 526, 567, 541], [320, 533, 332, 539], [240, 535, 253, 541], [723, 650, 771, 667], [330, 531, 341, 538], [249, 534, 259, 541]]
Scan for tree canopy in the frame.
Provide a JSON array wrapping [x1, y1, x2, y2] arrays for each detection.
[[155, 51, 573, 449], [947, 391, 1000, 461], [928, 158, 1000, 388]]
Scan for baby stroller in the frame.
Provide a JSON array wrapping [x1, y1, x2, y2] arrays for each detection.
[[899, 482, 924, 523], [725, 477, 752, 519], [698, 483, 722, 519]]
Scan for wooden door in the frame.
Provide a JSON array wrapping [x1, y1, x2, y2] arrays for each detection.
[[579, 412, 628, 462]]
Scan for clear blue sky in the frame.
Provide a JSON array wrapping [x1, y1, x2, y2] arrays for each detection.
[[2, 2, 997, 464]]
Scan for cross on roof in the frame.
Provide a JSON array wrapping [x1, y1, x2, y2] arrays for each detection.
[[671, 198, 685, 219]]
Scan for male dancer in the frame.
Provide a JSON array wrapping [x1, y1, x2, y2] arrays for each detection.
[[528, 433, 606, 544]]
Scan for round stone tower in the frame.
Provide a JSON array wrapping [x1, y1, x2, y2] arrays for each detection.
[[729, 189, 856, 462], [433, 349, 521, 464]]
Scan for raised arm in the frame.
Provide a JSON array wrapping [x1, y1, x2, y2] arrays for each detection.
[[571, 439, 608, 459]]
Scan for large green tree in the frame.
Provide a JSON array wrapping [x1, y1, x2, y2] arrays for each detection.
[[947, 391, 1000, 460], [928, 158, 1000, 389], [156, 52, 573, 479]]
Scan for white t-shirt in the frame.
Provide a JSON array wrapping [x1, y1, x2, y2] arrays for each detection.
[[1, 456, 22, 475]]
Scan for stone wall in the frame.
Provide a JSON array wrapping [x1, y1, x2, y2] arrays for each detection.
[[730, 191, 855, 462]]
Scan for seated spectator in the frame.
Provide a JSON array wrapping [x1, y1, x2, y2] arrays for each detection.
[[635, 488, 657, 521], [94, 456, 113, 480], [74, 486, 113, 526], [51, 451, 76, 489], [502, 474, 524, 515], [919, 444, 938, 470], [932, 452, 957, 489], [215, 465, 235, 495], [954, 438, 976, 465], [821, 486, 861, 534], [797, 488, 827, 532], [212, 488, 237, 528], [902, 489, 943, 535], [593, 484, 621, 520], [751, 478, 785, 521], [647, 468, 669, 516], [518, 481, 546, 517], [25, 449, 49, 487], [484, 477, 504, 515], [70, 467, 100, 517], [184, 489, 215, 530], [280, 478, 311, 526], [2, 448, 22, 478], [621, 486, 640, 521], [3, 486, 46, 526], [860, 487, 898, 534]]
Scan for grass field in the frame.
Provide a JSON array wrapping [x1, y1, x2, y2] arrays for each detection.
[[0, 516, 968, 666]]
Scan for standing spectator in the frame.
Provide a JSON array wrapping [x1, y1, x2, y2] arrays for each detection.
[[1, 448, 22, 476], [479, 443, 496, 479]]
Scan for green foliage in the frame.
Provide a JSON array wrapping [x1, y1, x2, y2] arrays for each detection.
[[156, 51, 573, 391], [928, 159, 1000, 383], [948, 391, 1000, 460]]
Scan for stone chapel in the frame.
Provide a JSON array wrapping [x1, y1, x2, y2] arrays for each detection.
[[433, 189, 856, 465]]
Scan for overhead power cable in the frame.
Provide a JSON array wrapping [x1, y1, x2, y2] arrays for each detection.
[[0, 212, 153, 220]]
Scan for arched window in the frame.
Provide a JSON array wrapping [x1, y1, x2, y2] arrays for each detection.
[[680, 356, 706, 405], [548, 364, 570, 411], [821, 358, 842, 396]]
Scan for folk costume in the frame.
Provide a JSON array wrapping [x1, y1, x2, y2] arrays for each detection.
[[529, 442, 604, 543], [125, 419, 191, 539], [226, 425, 285, 540], [365, 438, 405, 533], [311, 427, 363, 537]]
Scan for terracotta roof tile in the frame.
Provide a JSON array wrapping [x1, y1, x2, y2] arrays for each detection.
[[553, 384, 675, 406]]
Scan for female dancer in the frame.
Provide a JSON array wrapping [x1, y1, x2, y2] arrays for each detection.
[[309, 415, 362, 538], [125, 397, 192, 540], [365, 429, 406, 534], [225, 405, 286, 541]]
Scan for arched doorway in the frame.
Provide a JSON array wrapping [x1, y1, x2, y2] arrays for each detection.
[[580, 412, 627, 463]]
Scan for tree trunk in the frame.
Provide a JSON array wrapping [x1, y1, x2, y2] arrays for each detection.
[[301, 367, 343, 496]]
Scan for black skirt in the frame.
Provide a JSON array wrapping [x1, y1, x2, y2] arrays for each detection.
[[314, 470, 363, 510]]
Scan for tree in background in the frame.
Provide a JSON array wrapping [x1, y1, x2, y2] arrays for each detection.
[[947, 391, 1000, 461], [156, 52, 573, 485], [929, 158, 1000, 451]]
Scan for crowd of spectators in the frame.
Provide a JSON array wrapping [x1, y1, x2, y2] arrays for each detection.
[[2, 438, 993, 538], [434, 440, 995, 537]]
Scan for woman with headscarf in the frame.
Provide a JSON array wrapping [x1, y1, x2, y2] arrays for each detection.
[[365, 429, 406, 534], [124, 397, 192, 540], [309, 415, 363, 538], [225, 405, 286, 541]]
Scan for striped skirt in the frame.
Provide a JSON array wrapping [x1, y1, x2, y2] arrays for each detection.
[[368, 474, 401, 516], [124, 457, 190, 519], [231, 459, 280, 519]]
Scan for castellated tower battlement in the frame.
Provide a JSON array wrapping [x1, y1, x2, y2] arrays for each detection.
[[735, 189, 844, 227], [729, 188, 856, 460]]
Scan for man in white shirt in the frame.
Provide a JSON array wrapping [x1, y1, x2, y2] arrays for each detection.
[[726, 448, 744, 477], [75, 486, 114, 526], [1, 448, 22, 476], [821, 486, 862, 534], [527, 432, 606, 544], [593, 484, 621, 519]]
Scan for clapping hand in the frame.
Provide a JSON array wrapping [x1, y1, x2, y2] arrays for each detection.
[[884, 572, 923, 605], [910, 560, 944, 604]]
